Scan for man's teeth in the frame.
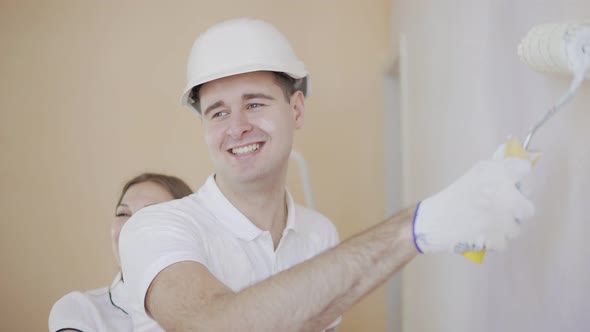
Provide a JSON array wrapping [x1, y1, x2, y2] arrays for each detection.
[[231, 143, 260, 155]]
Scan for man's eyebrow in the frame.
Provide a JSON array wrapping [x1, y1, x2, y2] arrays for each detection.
[[243, 93, 275, 101], [203, 100, 226, 117], [204, 94, 274, 116]]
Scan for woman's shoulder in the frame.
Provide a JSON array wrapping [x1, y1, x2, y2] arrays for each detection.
[[51, 285, 110, 312], [48, 286, 109, 331]]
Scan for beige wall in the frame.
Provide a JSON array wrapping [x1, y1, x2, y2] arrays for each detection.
[[0, 0, 391, 330]]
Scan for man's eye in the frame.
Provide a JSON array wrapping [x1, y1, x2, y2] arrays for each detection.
[[115, 213, 130, 218], [212, 111, 229, 118], [246, 103, 262, 110]]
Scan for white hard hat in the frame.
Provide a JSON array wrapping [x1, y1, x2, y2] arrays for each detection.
[[180, 18, 311, 114]]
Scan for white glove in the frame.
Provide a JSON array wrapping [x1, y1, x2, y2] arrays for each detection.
[[412, 157, 535, 254]]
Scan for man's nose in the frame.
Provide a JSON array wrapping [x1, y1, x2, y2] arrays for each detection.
[[227, 110, 252, 138]]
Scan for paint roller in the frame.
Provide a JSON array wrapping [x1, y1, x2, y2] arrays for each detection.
[[462, 21, 590, 264]]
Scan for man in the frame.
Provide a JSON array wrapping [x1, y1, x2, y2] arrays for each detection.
[[119, 18, 534, 331]]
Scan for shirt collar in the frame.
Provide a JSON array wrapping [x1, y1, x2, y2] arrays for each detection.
[[110, 271, 123, 288], [199, 174, 298, 241], [109, 272, 129, 314]]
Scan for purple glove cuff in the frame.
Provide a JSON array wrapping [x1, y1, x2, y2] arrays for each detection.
[[412, 201, 424, 254]]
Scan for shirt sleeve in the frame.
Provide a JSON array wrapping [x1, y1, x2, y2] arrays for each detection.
[[48, 292, 99, 332], [326, 219, 340, 249], [326, 316, 342, 330], [118, 203, 209, 318]]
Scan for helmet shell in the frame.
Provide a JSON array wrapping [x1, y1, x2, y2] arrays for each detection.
[[180, 18, 310, 113]]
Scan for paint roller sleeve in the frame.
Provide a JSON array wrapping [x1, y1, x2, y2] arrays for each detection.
[[517, 21, 590, 77]]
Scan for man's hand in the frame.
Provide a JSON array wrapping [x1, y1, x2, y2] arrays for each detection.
[[413, 156, 535, 254]]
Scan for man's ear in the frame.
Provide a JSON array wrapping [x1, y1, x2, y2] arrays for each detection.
[[291, 90, 305, 129]]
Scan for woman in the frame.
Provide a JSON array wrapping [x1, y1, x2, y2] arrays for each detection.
[[49, 173, 193, 332]]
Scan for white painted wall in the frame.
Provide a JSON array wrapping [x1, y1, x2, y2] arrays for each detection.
[[391, 1, 590, 331], [384, 74, 403, 332]]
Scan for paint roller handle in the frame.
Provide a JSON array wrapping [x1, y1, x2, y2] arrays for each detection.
[[461, 137, 539, 264], [461, 249, 486, 264]]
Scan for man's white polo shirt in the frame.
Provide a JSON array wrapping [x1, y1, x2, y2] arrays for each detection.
[[120, 175, 341, 331], [49, 272, 131, 331]]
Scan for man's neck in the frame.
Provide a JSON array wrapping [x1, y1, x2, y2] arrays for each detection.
[[216, 175, 288, 248]]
